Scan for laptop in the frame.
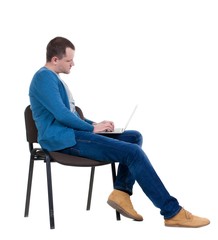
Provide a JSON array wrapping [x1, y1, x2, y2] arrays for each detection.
[[98, 105, 138, 134]]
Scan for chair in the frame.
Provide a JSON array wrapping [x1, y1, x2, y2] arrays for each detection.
[[24, 105, 121, 229]]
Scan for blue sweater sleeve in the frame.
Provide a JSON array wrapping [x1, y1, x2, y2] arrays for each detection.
[[30, 69, 94, 132]]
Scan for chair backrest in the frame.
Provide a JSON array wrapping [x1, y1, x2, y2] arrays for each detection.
[[24, 105, 38, 144], [24, 105, 85, 144], [75, 106, 85, 120]]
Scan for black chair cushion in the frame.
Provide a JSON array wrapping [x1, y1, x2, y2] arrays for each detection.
[[49, 152, 110, 167]]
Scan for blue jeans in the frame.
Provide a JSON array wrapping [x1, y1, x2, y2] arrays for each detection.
[[58, 130, 182, 219]]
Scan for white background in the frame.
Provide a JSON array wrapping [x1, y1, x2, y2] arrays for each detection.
[[0, 0, 218, 239]]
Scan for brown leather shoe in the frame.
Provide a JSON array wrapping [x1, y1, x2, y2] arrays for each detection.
[[165, 208, 210, 228], [107, 189, 143, 221]]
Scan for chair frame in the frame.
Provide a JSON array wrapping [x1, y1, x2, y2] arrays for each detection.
[[24, 105, 120, 229]]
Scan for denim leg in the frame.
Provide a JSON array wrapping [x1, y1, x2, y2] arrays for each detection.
[[106, 130, 143, 147], [58, 130, 181, 218], [105, 130, 143, 195]]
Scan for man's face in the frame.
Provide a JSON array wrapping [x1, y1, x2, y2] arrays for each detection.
[[55, 47, 75, 74]]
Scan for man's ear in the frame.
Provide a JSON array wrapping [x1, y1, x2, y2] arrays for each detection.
[[51, 56, 58, 64]]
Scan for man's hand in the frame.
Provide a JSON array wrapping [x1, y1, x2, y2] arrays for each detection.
[[93, 120, 114, 133]]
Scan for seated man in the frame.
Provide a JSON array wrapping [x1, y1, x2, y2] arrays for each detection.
[[29, 36, 210, 228]]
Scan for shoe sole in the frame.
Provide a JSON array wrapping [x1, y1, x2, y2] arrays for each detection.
[[107, 199, 143, 221], [165, 222, 210, 228]]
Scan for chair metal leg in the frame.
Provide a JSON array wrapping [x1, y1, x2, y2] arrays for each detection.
[[45, 155, 55, 229], [86, 166, 95, 210], [111, 163, 121, 220], [24, 157, 34, 217]]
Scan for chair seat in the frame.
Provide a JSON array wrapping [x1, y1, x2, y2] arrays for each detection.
[[49, 151, 111, 167]]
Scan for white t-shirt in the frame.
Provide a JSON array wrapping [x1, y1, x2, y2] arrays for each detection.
[[59, 78, 76, 113]]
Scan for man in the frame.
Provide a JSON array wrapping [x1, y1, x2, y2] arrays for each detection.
[[29, 36, 210, 227]]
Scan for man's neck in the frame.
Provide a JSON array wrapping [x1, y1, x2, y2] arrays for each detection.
[[44, 63, 58, 74]]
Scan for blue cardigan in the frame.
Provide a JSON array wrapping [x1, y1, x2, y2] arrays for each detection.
[[29, 67, 94, 151]]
